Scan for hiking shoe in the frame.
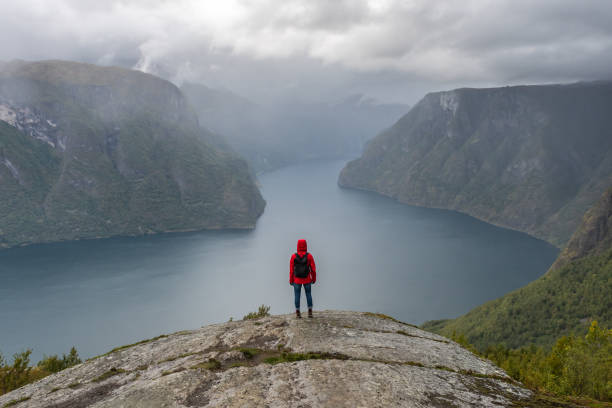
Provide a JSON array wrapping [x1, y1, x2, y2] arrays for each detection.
[[308, 309, 313, 318], [296, 310, 302, 319]]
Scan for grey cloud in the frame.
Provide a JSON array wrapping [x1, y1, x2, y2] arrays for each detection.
[[1, 0, 611, 104]]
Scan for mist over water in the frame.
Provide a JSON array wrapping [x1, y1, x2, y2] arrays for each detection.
[[0, 160, 558, 361]]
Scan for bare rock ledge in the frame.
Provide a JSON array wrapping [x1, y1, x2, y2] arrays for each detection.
[[0, 311, 532, 407]]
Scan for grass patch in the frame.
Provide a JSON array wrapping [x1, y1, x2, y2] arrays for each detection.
[[67, 382, 80, 389], [243, 305, 270, 320], [276, 344, 289, 352], [2, 396, 30, 407], [229, 362, 248, 368], [90, 330, 193, 360], [92, 367, 127, 383], [191, 358, 221, 370], [49, 387, 61, 393], [402, 361, 425, 368], [104, 335, 167, 355], [161, 367, 185, 376], [264, 352, 349, 365], [434, 365, 454, 372], [89, 335, 168, 360], [159, 352, 197, 363], [238, 348, 261, 359]]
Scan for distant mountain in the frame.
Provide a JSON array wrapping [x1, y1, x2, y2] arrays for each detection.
[[0, 60, 265, 248], [339, 82, 612, 247], [181, 83, 408, 173], [422, 187, 612, 349]]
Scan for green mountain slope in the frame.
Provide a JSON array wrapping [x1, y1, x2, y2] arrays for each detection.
[[339, 82, 612, 247], [0, 60, 265, 248], [0, 121, 61, 246], [422, 187, 612, 350]]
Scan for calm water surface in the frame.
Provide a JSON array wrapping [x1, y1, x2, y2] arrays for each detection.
[[0, 160, 558, 361]]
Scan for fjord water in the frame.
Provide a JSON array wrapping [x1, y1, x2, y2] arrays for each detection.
[[0, 160, 558, 361]]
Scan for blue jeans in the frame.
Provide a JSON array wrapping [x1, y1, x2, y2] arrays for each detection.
[[293, 283, 313, 310]]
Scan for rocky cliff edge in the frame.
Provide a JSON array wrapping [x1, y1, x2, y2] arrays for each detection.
[[0, 311, 532, 407]]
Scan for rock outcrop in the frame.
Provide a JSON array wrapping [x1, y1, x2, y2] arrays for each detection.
[[552, 187, 612, 269], [0, 60, 265, 248], [0, 311, 533, 407], [339, 81, 612, 247]]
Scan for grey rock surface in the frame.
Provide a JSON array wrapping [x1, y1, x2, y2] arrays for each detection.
[[0, 311, 532, 407]]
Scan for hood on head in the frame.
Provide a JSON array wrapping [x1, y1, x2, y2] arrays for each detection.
[[297, 239, 307, 252]]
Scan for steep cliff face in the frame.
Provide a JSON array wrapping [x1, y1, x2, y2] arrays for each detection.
[[339, 82, 612, 247], [423, 187, 612, 349], [552, 187, 612, 268], [0, 60, 265, 248], [0, 311, 534, 407]]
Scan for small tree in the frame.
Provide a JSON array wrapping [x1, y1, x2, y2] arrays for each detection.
[[0, 350, 32, 395], [243, 304, 271, 320], [38, 346, 82, 373]]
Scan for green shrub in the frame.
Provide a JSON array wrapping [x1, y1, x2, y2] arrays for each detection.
[[426, 248, 612, 350], [38, 347, 81, 373], [264, 352, 349, 365], [238, 348, 261, 359], [455, 321, 611, 402], [92, 367, 127, 383], [243, 305, 271, 320], [0, 347, 81, 396], [0, 350, 33, 395], [191, 358, 221, 370]]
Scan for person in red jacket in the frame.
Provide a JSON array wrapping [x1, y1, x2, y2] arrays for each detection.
[[290, 239, 316, 318]]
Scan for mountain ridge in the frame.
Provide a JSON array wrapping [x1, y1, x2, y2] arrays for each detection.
[[0, 60, 265, 249], [339, 81, 612, 247]]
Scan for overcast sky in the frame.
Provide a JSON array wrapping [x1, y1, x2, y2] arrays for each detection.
[[2, 0, 612, 104]]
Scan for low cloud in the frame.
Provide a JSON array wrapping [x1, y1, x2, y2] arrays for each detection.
[[2, 0, 612, 103]]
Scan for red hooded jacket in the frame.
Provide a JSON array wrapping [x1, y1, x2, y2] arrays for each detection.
[[289, 239, 316, 285]]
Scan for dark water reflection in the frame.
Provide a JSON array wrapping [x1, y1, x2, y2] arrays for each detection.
[[0, 160, 558, 360]]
